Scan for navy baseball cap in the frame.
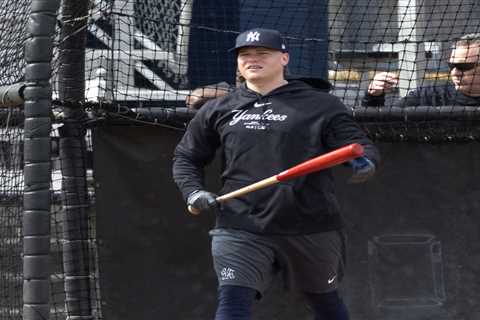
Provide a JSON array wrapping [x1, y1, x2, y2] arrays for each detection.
[[230, 28, 287, 52]]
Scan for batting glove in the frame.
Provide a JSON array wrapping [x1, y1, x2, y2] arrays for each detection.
[[187, 190, 218, 212], [348, 157, 376, 183]]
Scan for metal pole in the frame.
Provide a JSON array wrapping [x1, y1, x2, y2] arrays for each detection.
[[111, 0, 135, 97], [176, 0, 193, 76], [57, 0, 93, 319], [398, 0, 426, 97], [0, 83, 25, 108], [23, 1, 60, 320]]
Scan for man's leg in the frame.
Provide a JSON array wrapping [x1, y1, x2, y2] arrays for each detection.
[[210, 229, 276, 320], [273, 231, 348, 319], [215, 285, 257, 320], [304, 290, 349, 320]]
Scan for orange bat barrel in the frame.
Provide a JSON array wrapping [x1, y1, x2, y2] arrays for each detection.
[[276, 143, 364, 182]]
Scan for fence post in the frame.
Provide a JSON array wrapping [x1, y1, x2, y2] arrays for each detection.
[[57, 0, 93, 319], [23, 0, 60, 320]]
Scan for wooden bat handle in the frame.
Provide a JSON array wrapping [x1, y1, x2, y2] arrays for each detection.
[[216, 176, 278, 202], [187, 176, 278, 215]]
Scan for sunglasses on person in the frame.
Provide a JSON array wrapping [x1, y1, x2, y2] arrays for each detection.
[[448, 62, 478, 72]]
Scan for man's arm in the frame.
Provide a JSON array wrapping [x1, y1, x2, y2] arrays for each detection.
[[185, 82, 233, 110], [361, 72, 430, 108], [323, 105, 380, 183], [324, 113, 380, 164], [172, 104, 221, 201], [361, 72, 398, 107], [361, 91, 387, 107]]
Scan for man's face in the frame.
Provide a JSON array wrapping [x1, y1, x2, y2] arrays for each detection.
[[237, 47, 289, 84], [449, 44, 480, 96]]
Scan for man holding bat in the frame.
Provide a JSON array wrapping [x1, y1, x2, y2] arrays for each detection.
[[173, 28, 380, 320]]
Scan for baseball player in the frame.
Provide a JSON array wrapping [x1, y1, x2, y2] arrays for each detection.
[[173, 28, 380, 320]]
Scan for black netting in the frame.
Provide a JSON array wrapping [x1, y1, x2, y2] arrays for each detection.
[[51, 0, 480, 141], [0, 0, 30, 318], [0, 0, 30, 86], [0, 124, 23, 320]]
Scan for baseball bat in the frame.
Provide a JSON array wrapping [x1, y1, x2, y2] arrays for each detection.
[[188, 143, 364, 214]]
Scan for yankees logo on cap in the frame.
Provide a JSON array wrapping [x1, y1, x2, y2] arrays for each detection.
[[230, 28, 287, 52], [246, 31, 261, 42]]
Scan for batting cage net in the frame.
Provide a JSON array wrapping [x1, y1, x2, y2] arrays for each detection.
[[0, 0, 480, 319], [68, 0, 480, 141], [0, 0, 30, 319]]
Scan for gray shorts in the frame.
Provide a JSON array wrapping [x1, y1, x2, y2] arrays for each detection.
[[210, 228, 346, 297]]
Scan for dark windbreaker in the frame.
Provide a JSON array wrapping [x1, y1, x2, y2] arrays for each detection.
[[173, 80, 380, 235], [361, 83, 480, 107]]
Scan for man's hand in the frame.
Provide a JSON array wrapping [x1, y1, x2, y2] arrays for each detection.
[[367, 72, 398, 96], [348, 157, 376, 183], [185, 87, 230, 110], [187, 190, 218, 213]]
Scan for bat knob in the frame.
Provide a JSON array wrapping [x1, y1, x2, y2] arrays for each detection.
[[188, 205, 201, 215]]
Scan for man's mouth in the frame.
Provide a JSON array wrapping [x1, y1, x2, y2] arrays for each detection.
[[247, 65, 262, 70]]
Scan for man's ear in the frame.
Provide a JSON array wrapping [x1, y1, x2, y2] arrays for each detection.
[[281, 53, 289, 66]]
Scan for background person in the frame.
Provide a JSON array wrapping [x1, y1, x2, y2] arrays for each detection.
[[362, 33, 480, 107]]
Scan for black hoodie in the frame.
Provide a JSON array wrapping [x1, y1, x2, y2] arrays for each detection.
[[173, 80, 380, 235]]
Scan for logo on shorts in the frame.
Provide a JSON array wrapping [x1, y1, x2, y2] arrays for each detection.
[[328, 275, 337, 284], [221, 267, 236, 280]]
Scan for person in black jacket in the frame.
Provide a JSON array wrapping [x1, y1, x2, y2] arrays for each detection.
[[173, 28, 380, 320], [362, 33, 480, 107]]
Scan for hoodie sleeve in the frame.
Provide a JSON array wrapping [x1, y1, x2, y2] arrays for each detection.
[[393, 88, 425, 107], [172, 102, 221, 201], [322, 99, 381, 166], [362, 88, 426, 108], [361, 90, 386, 107]]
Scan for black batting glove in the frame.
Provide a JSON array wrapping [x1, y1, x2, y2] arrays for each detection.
[[187, 190, 219, 212], [348, 156, 376, 184]]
